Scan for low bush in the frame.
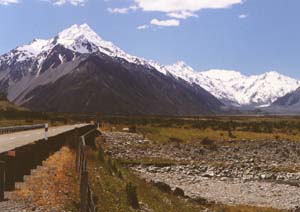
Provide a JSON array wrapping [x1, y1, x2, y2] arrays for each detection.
[[125, 182, 139, 209], [98, 146, 105, 162], [168, 137, 184, 143], [152, 181, 172, 193], [201, 137, 214, 146], [173, 187, 185, 197]]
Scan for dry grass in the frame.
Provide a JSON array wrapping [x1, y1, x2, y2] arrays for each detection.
[[137, 126, 300, 144], [0, 100, 28, 112], [11, 147, 79, 211], [217, 205, 283, 212]]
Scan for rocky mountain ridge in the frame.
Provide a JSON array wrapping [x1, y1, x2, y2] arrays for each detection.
[[0, 24, 223, 115]]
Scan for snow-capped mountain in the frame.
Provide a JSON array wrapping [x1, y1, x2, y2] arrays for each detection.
[[163, 61, 300, 107], [0, 24, 223, 115], [0, 23, 298, 113], [0, 24, 159, 102], [0, 24, 152, 77]]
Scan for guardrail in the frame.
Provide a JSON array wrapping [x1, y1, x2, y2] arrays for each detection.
[[0, 124, 46, 135], [76, 128, 99, 212], [0, 124, 94, 202]]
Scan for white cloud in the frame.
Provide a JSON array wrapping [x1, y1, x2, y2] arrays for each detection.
[[108, 7, 129, 14], [134, 0, 243, 13], [0, 0, 20, 5], [167, 11, 198, 19], [238, 14, 248, 19], [107, 0, 244, 30], [108, 5, 137, 14], [46, 0, 86, 6], [150, 18, 180, 27], [137, 25, 149, 30]]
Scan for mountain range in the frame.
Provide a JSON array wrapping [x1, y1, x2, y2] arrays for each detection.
[[0, 24, 223, 115], [161, 62, 300, 108], [0, 24, 299, 115]]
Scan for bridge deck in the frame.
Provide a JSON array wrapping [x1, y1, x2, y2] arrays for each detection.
[[0, 124, 88, 154]]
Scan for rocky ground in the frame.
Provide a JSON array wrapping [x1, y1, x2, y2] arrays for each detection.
[[102, 131, 300, 211], [0, 147, 78, 212]]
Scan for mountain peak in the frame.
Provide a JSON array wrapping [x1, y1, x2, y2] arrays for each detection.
[[4, 23, 153, 73], [58, 23, 99, 40], [258, 71, 295, 82], [78, 23, 92, 29], [55, 23, 104, 52], [265, 70, 279, 74], [263, 71, 282, 77], [166, 61, 194, 73], [55, 23, 145, 61], [175, 61, 188, 66], [14, 23, 102, 59], [201, 69, 244, 81]]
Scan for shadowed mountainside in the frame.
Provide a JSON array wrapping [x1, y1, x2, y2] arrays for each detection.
[[23, 55, 223, 115]]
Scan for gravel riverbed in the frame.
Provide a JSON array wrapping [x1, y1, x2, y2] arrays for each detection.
[[102, 131, 300, 210]]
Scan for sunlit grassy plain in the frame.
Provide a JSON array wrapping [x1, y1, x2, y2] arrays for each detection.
[[138, 127, 300, 143], [101, 115, 300, 144]]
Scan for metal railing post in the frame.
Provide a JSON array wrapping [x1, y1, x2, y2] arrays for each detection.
[[0, 161, 5, 201], [76, 126, 98, 212]]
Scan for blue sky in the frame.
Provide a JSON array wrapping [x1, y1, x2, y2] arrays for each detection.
[[0, 0, 300, 78]]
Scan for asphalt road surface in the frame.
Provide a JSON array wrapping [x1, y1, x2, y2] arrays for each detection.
[[0, 124, 88, 154]]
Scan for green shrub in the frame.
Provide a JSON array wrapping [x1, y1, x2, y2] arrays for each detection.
[[129, 125, 137, 133], [228, 130, 236, 139], [173, 187, 185, 197], [98, 146, 105, 162], [116, 170, 123, 180], [193, 197, 209, 205], [152, 181, 172, 193], [201, 137, 214, 146], [125, 182, 139, 209], [168, 137, 184, 143]]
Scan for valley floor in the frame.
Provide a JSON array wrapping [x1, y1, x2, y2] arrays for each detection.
[[100, 129, 300, 211], [2, 115, 300, 211]]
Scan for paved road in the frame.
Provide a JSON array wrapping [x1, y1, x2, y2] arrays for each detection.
[[0, 124, 88, 154]]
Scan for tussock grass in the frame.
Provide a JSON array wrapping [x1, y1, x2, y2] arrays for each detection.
[[137, 126, 300, 143], [101, 115, 300, 143]]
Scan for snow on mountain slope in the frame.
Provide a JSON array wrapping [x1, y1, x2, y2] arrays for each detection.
[[0, 24, 153, 74], [56, 24, 140, 61], [16, 39, 51, 60], [164, 62, 300, 107], [0, 24, 224, 115], [0, 23, 299, 109], [0, 24, 159, 102]]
